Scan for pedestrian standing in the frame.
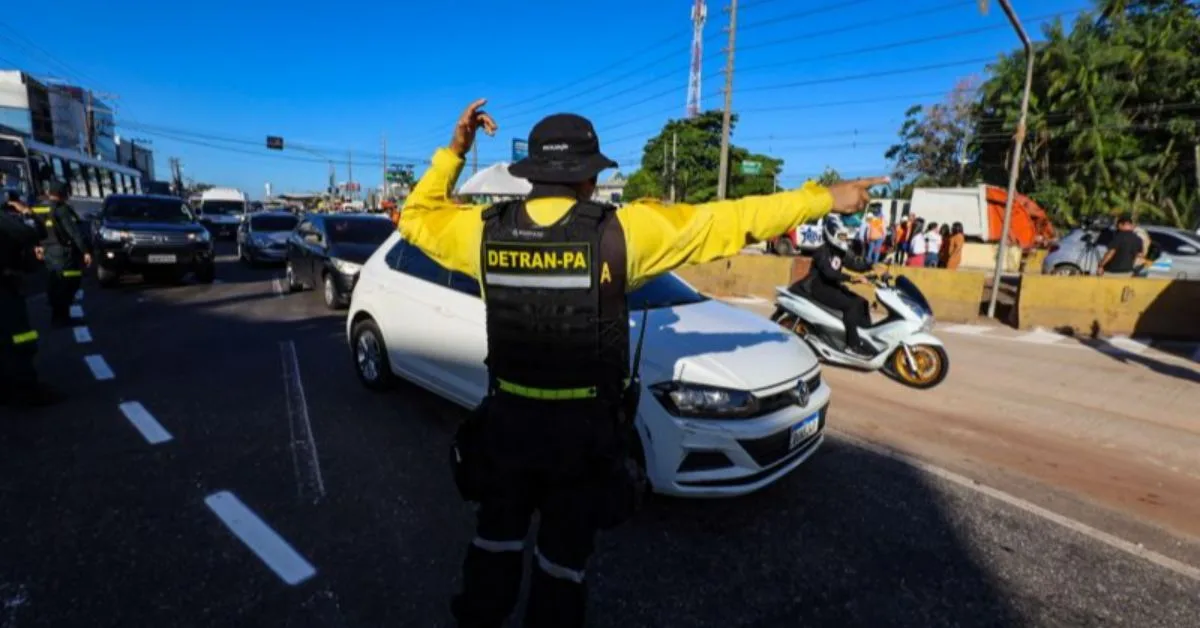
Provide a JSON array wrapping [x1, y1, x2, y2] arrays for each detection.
[[1, 198, 62, 408], [400, 100, 884, 628], [936, 224, 951, 268], [893, 214, 913, 265], [906, 218, 927, 267], [1097, 214, 1141, 278], [924, 223, 943, 268], [36, 181, 91, 326], [865, 209, 885, 265], [945, 222, 966, 270]]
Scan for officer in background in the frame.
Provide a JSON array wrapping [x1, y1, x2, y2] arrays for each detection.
[[1, 195, 61, 407], [401, 100, 882, 628], [35, 181, 92, 326]]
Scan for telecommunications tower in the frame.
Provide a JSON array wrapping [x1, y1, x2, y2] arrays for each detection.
[[687, 0, 707, 118]]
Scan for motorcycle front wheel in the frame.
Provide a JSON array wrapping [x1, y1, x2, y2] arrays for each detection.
[[885, 344, 949, 389]]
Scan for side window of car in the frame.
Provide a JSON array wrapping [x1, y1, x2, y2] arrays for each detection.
[[394, 241, 448, 285], [447, 271, 481, 298], [384, 241, 404, 269]]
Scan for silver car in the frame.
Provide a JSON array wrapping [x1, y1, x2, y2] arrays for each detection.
[[1042, 225, 1200, 279], [237, 211, 299, 266]]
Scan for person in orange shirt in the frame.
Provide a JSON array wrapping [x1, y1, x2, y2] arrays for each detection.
[[945, 222, 966, 270], [864, 209, 885, 265]]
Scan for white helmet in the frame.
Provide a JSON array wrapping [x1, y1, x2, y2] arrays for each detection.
[[822, 215, 852, 252]]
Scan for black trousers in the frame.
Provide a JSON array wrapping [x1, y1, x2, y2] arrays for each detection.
[[46, 268, 81, 322], [811, 284, 870, 348], [453, 395, 617, 628], [0, 281, 39, 400]]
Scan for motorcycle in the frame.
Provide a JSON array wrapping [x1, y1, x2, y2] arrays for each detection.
[[771, 273, 949, 389]]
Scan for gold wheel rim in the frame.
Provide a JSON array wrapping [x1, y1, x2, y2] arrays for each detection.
[[894, 346, 941, 384]]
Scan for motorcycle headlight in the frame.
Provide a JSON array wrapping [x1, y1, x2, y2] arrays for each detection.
[[650, 382, 759, 419], [331, 258, 362, 275], [189, 230, 211, 242], [99, 227, 132, 242], [920, 315, 935, 333]]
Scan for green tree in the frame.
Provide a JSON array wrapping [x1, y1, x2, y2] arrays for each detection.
[[885, 78, 981, 191], [630, 110, 784, 203], [816, 166, 843, 186]]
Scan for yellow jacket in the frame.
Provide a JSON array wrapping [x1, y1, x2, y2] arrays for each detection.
[[399, 148, 835, 290]]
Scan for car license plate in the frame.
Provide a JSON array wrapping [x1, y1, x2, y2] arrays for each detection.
[[789, 414, 820, 449], [147, 254, 177, 264]]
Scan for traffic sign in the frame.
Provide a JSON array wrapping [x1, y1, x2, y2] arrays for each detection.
[[266, 136, 284, 150], [740, 160, 762, 176]]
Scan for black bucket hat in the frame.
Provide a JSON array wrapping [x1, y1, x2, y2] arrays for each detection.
[[508, 114, 618, 184]]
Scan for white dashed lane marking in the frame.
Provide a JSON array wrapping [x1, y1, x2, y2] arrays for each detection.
[[83, 355, 114, 380], [73, 326, 92, 343], [204, 491, 316, 586], [69, 304, 84, 319], [118, 401, 173, 445]]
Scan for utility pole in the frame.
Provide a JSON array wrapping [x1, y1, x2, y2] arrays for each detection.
[[85, 90, 96, 158], [670, 131, 678, 202], [382, 134, 388, 201], [715, 0, 738, 201], [347, 150, 353, 199], [985, 0, 1034, 320], [1193, 144, 1199, 190]]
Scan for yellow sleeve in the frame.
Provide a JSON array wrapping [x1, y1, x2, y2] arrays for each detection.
[[617, 182, 834, 287], [397, 148, 487, 279]]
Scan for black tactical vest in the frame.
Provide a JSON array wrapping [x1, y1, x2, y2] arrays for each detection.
[[480, 199, 629, 402]]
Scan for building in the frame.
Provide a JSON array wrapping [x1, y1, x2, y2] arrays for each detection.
[[0, 70, 118, 162], [593, 171, 626, 204], [116, 135, 155, 181]]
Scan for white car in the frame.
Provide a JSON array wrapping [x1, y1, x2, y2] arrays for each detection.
[[346, 232, 831, 498]]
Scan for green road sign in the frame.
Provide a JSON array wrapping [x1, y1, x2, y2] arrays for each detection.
[[740, 161, 762, 176]]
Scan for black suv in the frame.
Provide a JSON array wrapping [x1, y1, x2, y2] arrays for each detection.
[[92, 195, 216, 287]]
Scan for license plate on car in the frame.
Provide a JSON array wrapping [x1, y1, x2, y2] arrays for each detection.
[[147, 254, 177, 264], [789, 414, 820, 449]]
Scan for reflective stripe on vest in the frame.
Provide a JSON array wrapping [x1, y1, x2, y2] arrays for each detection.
[[32, 206, 51, 215], [12, 330, 38, 345], [61, 270, 83, 278], [496, 378, 597, 400]]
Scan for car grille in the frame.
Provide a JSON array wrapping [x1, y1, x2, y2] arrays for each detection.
[[738, 405, 827, 468], [131, 232, 192, 245], [755, 372, 822, 416]]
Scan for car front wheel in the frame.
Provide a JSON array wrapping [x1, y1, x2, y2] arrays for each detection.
[[286, 260, 304, 291], [322, 274, 344, 310], [351, 318, 395, 391], [97, 265, 119, 288]]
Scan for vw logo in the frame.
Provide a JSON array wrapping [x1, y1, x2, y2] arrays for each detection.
[[790, 380, 810, 407], [152, 235, 165, 243]]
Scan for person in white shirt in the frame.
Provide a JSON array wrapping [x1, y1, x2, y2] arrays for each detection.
[[906, 219, 927, 267], [923, 222, 943, 268]]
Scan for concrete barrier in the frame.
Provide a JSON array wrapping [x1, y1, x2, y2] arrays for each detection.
[[959, 242, 1022, 272], [878, 266, 986, 323], [674, 255, 794, 298], [1018, 275, 1200, 340]]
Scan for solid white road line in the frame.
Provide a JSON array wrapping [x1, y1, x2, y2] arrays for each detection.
[[280, 340, 326, 503], [73, 326, 92, 343], [204, 491, 317, 586], [74, 288, 83, 301], [1103, 335, 1151, 355], [69, 304, 84, 319], [1016, 327, 1064, 344], [940, 324, 993, 335], [83, 355, 114, 380], [835, 432, 1200, 584], [118, 401, 173, 445]]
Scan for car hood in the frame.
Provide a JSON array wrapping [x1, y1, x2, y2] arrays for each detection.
[[329, 243, 382, 264], [102, 220, 204, 233], [253, 231, 291, 244], [639, 299, 818, 392]]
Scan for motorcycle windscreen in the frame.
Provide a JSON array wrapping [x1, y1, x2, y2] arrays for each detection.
[[894, 275, 933, 317]]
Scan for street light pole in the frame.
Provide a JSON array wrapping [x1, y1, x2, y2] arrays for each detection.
[[716, 0, 738, 201], [985, 0, 1034, 320]]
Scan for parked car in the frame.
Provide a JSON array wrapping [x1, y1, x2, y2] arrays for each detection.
[[92, 195, 215, 287], [285, 213, 395, 309], [345, 232, 830, 499], [1042, 225, 1200, 279], [237, 211, 298, 266]]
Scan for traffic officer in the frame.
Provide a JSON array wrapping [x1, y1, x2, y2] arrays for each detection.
[[400, 100, 883, 628], [1, 195, 61, 407], [35, 181, 91, 326]]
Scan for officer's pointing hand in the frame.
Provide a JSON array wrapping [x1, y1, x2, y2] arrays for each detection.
[[827, 176, 890, 214], [450, 99, 499, 158]]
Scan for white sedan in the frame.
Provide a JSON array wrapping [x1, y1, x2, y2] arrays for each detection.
[[346, 232, 831, 498]]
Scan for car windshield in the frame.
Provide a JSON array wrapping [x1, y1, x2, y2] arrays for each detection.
[[250, 215, 298, 232], [202, 200, 245, 215], [326, 218, 394, 244], [105, 198, 194, 223], [628, 273, 709, 310]]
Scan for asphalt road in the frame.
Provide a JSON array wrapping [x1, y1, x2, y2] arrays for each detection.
[[2, 243, 1198, 628]]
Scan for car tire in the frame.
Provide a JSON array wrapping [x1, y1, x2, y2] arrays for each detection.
[[351, 318, 395, 391], [286, 260, 304, 291], [97, 265, 119, 288], [322, 273, 344, 310], [195, 263, 216, 284]]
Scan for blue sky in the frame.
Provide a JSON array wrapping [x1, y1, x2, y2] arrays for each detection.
[[1, 0, 1085, 198]]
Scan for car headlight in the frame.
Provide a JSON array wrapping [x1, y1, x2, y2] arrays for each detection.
[[99, 227, 131, 242], [252, 234, 271, 245], [650, 382, 759, 419], [331, 258, 362, 275], [189, 230, 211, 242]]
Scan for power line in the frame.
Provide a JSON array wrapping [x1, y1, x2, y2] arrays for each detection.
[[737, 56, 994, 95], [737, 0, 888, 33], [737, 0, 971, 56]]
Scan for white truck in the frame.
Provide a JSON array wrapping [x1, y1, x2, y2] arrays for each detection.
[[195, 187, 249, 239]]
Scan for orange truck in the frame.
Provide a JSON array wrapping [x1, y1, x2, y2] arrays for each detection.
[[909, 185, 1056, 249]]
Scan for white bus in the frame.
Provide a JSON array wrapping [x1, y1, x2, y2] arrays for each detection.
[[0, 131, 144, 219]]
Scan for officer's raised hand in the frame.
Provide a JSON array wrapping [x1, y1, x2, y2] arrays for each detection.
[[450, 99, 499, 158], [827, 177, 890, 214]]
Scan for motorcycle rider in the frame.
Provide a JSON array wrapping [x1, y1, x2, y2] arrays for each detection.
[[791, 215, 876, 358]]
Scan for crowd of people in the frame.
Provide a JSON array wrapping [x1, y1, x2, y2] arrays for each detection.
[[855, 210, 966, 271]]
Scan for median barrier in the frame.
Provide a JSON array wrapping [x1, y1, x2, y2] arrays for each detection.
[[1017, 275, 1200, 340], [878, 266, 986, 323], [674, 255, 794, 298]]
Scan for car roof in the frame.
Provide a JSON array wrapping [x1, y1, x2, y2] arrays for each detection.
[[311, 212, 390, 221], [105, 194, 184, 203], [249, 211, 297, 218]]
